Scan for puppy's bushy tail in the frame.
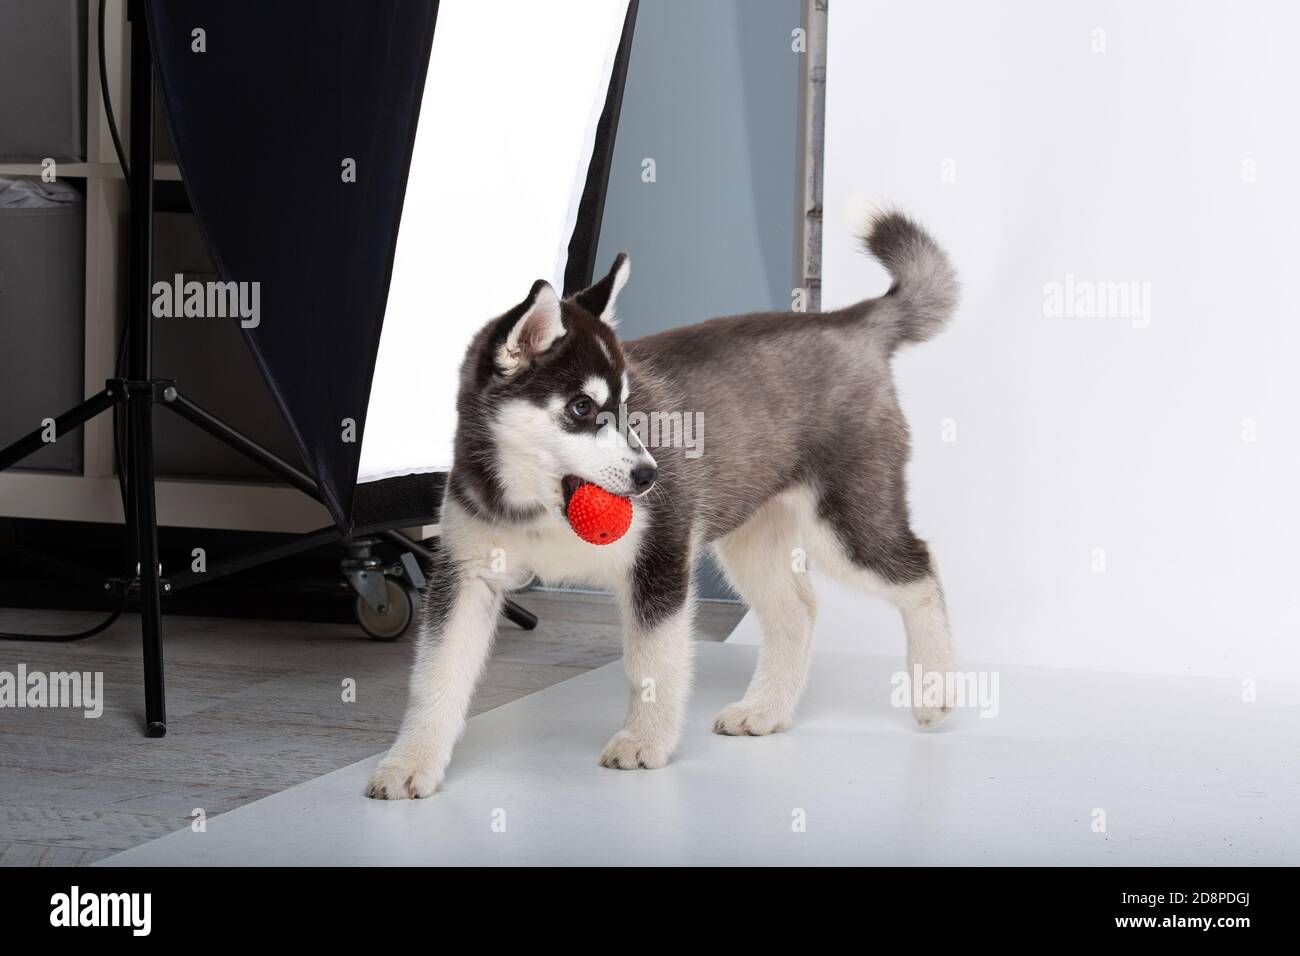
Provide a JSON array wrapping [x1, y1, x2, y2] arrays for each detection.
[[859, 209, 959, 349]]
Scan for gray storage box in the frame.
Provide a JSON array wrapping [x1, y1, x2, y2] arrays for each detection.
[[0, 180, 86, 472], [0, 1, 88, 162], [152, 211, 303, 480]]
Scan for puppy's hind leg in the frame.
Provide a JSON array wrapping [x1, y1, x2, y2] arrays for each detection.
[[894, 567, 955, 725], [807, 482, 957, 727], [711, 495, 816, 736]]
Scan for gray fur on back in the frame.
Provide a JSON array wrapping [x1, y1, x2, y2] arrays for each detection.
[[622, 211, 959, 594]]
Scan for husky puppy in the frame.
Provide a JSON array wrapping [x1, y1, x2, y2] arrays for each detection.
[[367, 211, 959, 799]]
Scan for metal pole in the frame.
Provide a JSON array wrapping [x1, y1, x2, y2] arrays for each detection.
[[0, 389, 116, 472], [163, 390, 322, 498], [127, 2, 166, 737]]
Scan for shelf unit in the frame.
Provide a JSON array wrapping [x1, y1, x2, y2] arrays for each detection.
[[0, 2, 330, 533]]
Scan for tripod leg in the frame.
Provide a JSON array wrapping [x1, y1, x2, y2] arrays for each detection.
[[502, 598, 538, 631], [129, 391, 167, 737], [127, 5, 165, 737], [0, 389, 116, 472]]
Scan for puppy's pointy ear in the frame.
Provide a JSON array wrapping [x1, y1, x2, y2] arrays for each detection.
[[496, 281, 565, 376], [570, 253, 630, 327]]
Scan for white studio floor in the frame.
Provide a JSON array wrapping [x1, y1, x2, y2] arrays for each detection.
[[100, 642, 1299, 866]]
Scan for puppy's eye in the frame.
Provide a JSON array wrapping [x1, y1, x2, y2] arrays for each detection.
[[568, 396, 594, 419]]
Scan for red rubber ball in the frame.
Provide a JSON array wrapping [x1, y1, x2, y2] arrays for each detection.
[[566, 483, 633, 545]]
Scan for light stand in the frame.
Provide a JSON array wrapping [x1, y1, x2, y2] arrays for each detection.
[[0, 3, 538, 738]]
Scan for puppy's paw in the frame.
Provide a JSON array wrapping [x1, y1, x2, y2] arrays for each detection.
[[909, 657, 957, 728], [712, 700, 790, 736], [599, 730, 673, 770], [912, 703, 953, 728], [365, 756, 443, 800]]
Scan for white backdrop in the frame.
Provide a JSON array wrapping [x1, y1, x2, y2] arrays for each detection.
[[733, 0, 1300, 682], [359, 0, 629, 483]]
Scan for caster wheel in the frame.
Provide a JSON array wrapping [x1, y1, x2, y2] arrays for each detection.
[[356, 578, 416, 641]]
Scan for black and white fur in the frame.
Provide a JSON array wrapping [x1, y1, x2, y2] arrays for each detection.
[[367, 210, 959, 799]]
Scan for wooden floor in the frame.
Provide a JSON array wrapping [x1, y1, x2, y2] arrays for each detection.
[[0, 590, 744, 866]]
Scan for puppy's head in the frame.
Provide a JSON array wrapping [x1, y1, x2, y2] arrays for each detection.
[[455, 255, 657, 520]]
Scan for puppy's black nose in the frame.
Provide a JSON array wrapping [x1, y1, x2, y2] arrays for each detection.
[[631, 465, 657, 493]]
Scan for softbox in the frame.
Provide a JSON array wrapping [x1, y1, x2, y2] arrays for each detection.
[[148, 0, 635, 533]]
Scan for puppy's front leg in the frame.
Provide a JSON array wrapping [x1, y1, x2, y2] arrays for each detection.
[[366, 552, 503, 800], [601, 557, 694, 770]]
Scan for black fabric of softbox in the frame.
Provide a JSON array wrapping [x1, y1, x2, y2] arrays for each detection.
[[146, 0, 438, 531], [146, 0, 636, 534]]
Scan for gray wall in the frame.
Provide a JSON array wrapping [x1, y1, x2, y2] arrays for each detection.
[[594, 0, 801, 598]]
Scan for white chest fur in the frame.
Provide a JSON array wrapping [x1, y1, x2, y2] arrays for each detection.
[[440, 495, 645, 592]]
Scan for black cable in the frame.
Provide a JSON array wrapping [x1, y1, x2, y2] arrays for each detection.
[[103, 0, 135, 593], [103, 0, 132, 519], [0, 603, 126, 643], [100, 0, 130, 181]]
